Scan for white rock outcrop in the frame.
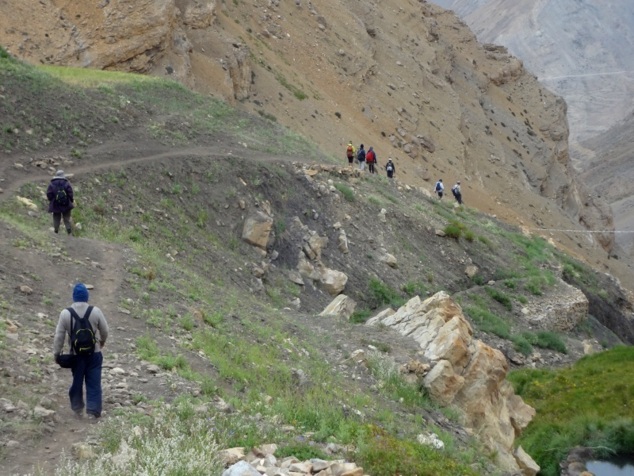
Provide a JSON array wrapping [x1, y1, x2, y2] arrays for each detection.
[[367, 291, 539, 475]]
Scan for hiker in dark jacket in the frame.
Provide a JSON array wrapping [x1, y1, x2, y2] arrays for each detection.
[[451, 181, 463, 205], [385, 159, 396, 179], [46, 170, 74, 235]]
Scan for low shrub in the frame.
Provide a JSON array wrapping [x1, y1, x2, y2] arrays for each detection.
[[465, 305, 510, 339], [368, 278, 404, 308], [350, 309, 373, 324], [485, 287, 513, 311], [334, 183, 355, 202]]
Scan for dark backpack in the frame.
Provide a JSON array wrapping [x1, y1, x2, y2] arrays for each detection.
[[452, 186, 459, 198], [435, 182, 443, 192], [68, 307, 96, 355], [54, 182, 70, 207], [346, 145, 354, 158], [386, 162, 394, 172], [357, 149, 366, 161]]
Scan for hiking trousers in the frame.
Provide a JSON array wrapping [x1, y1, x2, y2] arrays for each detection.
[[70, 352, 103, 417], [53, 210, 72, 234]]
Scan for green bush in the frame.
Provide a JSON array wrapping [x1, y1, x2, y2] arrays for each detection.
[[368, 278, 404, 308], [511, 334, 533, 355], [444, 222, 463, 239], [401, 281, 427, 297], [276, 442, 328, 461], [485, 287, 512, 311], [350, 309, 373, 324], [535, 331, 567, 354], [357, 425, 479, 476], [465, 305, 510, 339], [334, 183, 355, 201]]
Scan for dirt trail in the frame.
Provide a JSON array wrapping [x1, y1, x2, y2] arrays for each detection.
[[1, 144, 218, 475], [1, 140, 320, 474]]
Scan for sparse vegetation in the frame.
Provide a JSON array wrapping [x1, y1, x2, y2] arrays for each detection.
[[334, 182, 355, 201], [1, 46, 632, 476]]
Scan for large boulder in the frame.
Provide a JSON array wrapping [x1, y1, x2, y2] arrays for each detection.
[[522, 278, 588, 331], [242, 211, 273, 250], [319, 295, 356, 318]]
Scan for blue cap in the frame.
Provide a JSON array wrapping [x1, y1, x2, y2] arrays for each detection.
[[73, 283, 89, 303]]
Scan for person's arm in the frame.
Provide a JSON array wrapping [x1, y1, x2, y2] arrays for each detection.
[[46, 183, 55, 203], [95, 307, 109, 348], [67, 183, 74, 204]]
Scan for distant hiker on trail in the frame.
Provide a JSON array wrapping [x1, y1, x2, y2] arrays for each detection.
[[385, 158, 396, 179], [346, 142, 356, 168], [47, 170, 74, 235], [366, 146, 377, 174], [452, 181, 463, 205], [357, 144, 366, 171], [53, 283, 109, 419], [435, 179, 444, 199]]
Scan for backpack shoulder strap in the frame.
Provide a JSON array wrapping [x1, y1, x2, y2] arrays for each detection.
[[67, 306, 94, 329]]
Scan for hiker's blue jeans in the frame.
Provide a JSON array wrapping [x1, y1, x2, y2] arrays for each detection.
[[69, 352, 103, 416]]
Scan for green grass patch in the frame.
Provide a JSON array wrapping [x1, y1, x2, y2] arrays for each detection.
[[509, 346, 634, 476], [334, 183, 355, 202], [464, 305, 510, 339], [485, 287, 513, 311], [357, 425, 480, 476], [368, 278, 405, 308], [350, 309, 373, 324]]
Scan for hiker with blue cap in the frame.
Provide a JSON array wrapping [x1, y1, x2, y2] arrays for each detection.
[[53, 283, 109, 419]]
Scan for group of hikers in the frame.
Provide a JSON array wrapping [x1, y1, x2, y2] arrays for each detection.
[[434, 178, 463, 205], [48, 148, 463, 423], [46, 170, 109, 420], [346, 142, 396, 179], [345, 142, 463, 204]]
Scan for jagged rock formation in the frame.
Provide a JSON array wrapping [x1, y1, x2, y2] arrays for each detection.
[[367, 292, 539, 475], [432, 0, 634, 146]]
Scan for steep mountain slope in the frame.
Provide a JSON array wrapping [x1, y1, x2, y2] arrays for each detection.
[[580, 113, 634, 255], [1, 0, 629, 287], [1, 41, 634, 476], [432, 0, 634, 148]]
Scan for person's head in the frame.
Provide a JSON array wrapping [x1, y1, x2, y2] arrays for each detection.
[[54, 170, 65, 179], [360, 144, 364, 148], [73, 283, 89, 303], [439, 179, 442, 182], [457, 181, 460, 184]]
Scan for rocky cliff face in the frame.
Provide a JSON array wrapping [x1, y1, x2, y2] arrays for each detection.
[[0, 0, 616, 256], [431, 0, 634, 146]]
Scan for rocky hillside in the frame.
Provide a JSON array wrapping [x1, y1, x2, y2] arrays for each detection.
[[579, 113, 634, 256], [0, 0, 627, 282], [431, 0, 634, 264], [432, 0, 634, 148], [1, 39, 634, 475]]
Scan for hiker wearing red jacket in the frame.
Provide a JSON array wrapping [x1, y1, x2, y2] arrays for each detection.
[[366, 147, 377, 174]]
